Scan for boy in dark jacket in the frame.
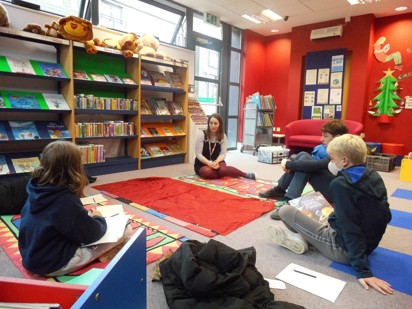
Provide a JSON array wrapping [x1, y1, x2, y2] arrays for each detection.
[[268, 134, 393, 295]]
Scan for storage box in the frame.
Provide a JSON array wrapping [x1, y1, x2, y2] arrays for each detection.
[[400, 158, 412, 182], [258, 146, 290, 164], [365, 153, 396, 172]]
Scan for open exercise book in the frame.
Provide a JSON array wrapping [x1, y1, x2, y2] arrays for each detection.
[[288, 191, 334, 224], [80, 195, 129, 246]]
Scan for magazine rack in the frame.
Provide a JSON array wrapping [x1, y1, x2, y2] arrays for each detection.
[[0, 228, 146, 309]]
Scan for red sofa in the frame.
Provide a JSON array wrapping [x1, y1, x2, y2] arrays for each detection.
[[285, 119, 364, 149]]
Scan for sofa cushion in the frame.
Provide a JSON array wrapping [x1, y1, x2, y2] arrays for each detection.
[[288, 135, 322, 148]]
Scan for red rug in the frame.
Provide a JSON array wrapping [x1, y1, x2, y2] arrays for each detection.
[[93, 177, 274, 236]]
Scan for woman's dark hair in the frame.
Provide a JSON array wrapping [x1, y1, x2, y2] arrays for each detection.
[[206, 113, 225, 141], [33, 141, 88, 197]]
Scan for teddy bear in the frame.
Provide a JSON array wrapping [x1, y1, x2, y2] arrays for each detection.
[[84, 32, 141, 58], [139, 33, 165, 59], [44, 21, 62, 38], [23, 23, 46, 35], [0, 3, 10, 27]]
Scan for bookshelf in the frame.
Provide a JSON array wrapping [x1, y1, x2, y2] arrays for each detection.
[[241, 93, 276, 155], [138, 56, 188, 169], [0, 27, 189, 178]]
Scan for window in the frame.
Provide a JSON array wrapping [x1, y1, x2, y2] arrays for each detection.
[[193, 12, 222, 40], [11, 0, 82, 16], [98, 0, 186, 47]]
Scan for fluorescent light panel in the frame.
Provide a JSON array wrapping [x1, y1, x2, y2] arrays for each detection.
[[242, 14, 261, 24], [347, 0, 359, 4], [261, 9, 283, 21]]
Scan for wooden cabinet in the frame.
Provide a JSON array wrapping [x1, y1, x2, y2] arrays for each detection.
[[0, 27, 189, 178]]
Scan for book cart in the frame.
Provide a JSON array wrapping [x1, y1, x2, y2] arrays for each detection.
[[241, 95, 275, 155]]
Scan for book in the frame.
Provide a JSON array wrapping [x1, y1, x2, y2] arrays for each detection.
[[85, 213, 129, 246], [0, 155, 10, 175], [140, 67, 152, 85], [140, 146, 151, 158], [167, 143, 182, 154], [158, 144, 174, 156], [104, 74, 123, 84], [121, 77, 137, 85], [11, 156, 40, 173], [149, 70, 171, 87], [37, 61, 68, 78], [161, 126, 174, 136], [288, 191, 334, 223], [170, 101, 184, 115], [140, 127, 148, 137], [42, 93, 70, 110], [7, 93, 40, 109], [145, 144, 165, 157], [140, 99, 152, 115], [154, 98, 170, 115], [165, 71, 184, 88], [172, 125, 184, 135], [0, 122, 9, 140], [0, 302, 62, 309], [90, 73, 107, 82], [6, 56, 35, 74], [81, 194, 108, 205], [37, 121, 71, 139], [73, 70, 90, 80], [0, 97, 5, 108], [9, 121, 40, 140], [147, 127, 160, 136]]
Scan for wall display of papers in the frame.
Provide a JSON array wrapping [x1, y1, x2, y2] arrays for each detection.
[[302, 49, 346, 119]]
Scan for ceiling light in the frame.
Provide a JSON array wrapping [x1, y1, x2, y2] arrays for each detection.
[[261, 9, 283, 21], [347, 0, 359, 4], [242, 14, 261, 24], [270, 29, 279, 33], [395, 6, 407, 11]]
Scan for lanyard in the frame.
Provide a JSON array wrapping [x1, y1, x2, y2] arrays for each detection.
[[208, 141, 217, 160]]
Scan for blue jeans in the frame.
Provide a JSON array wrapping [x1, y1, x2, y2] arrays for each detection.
[[277, 152, 313, 199]]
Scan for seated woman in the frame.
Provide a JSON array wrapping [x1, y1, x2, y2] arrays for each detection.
[[194, 113, 255, 180]]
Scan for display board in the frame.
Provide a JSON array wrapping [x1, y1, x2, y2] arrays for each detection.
[[302, 49, 346, 119]]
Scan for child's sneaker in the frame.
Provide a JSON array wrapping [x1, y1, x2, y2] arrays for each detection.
[[268, 225, 308, 254], [246, 172, 256, 180]]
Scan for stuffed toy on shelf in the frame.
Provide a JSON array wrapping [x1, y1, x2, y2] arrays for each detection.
[[0, 3, 10, 27]]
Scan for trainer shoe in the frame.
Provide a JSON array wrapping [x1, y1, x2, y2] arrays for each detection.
[[259, 186, 286, 199], [270, 208, 281, 220], [268, 225, 308, 254], [246, 172, 256, 180]]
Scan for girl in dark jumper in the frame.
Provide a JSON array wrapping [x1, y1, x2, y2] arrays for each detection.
[[18, 141, 130, 276]]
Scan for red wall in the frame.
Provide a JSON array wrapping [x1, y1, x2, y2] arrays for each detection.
[[241, 13, 412, 153]]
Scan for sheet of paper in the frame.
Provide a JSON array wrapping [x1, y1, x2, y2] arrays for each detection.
[[264, 278, 286, 290], [276, 263, 346, 302], [81, 193, 108, 205], [96, 204, 124, 217], [86, 214, 129, 246]]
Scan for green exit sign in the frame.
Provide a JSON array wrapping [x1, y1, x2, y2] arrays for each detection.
[[203, 13, 220, 27]]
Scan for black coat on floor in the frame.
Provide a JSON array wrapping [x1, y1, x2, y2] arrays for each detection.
[[159, 239, 304, 309]]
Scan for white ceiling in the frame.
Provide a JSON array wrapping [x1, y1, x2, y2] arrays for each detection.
[[171, 0, 411, 36]]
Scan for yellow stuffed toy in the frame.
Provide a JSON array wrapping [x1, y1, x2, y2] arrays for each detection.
[[85, 32, 141, 58], [57, 16, 93, 41]]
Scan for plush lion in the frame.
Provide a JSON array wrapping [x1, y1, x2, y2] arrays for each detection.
[[0, 3, 10, 27], [57, 16, 93, 41], [85, 32, 141, 58]]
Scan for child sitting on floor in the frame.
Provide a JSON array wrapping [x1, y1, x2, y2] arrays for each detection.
[[18, 141, 131, 276], [268, 134, 393, 295]]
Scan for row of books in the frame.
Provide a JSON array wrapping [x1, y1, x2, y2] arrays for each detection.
[[257, 111, 274, 126], [248, 92, 276, 110], [0, 121, 70, 141], [73, 70, 137, 85], [188, 93, 208, 125], [75, 121, 135, 138], [141, 124, 184, 137], [141, 98, 184, 116], [78, 144, 105, 164], [141, 142, 184, 159], [141, 67, 184, 89], [0, 91, 70, 110], [0, 55, 68, 78], [74, 94, 138, 111]]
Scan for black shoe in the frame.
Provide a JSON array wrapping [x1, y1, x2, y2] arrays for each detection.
[[87, 175, 97, 183], [259, 187, 286, 199]]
